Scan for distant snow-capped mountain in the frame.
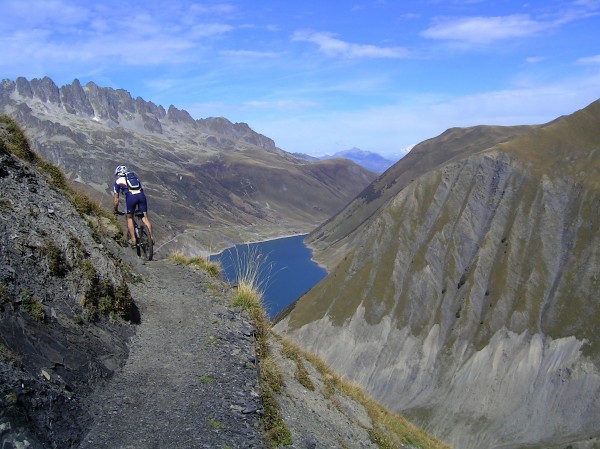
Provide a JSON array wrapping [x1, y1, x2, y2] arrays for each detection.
[[319, 148, 397, 173]]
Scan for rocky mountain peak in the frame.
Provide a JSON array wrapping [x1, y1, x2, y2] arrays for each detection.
[[167, 104, 196, 126]]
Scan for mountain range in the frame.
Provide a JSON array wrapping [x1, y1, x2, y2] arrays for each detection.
[[0, 77, 377, 255], [275, 99, 600, 449], [295, 148, 398, 174]]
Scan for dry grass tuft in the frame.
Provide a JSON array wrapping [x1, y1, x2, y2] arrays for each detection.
[[281, 338, 315, 391], [168, 251, 222, 279], [227, 247, 291, 447]]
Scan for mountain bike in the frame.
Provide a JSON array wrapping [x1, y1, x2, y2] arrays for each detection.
[[115, 211, 153, 261]]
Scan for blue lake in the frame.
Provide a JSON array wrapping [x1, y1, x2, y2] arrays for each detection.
[[210, 234, 327, 318]]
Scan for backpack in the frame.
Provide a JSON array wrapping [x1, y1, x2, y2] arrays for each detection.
[[125, 171, 141, 190]]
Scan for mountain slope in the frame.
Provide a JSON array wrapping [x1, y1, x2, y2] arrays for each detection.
[[274, 99, 600, 449], [0, 77, 377, 254], [307, 123, 537, 269]]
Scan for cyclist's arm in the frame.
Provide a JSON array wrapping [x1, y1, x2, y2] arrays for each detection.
[[113, 180, 122, 212], [113, 192, 120, 212]]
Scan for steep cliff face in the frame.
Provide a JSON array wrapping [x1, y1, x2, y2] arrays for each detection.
[[274, 99, 600, 449], [0, 118, 137, 447], [0, 77, 376, 253]]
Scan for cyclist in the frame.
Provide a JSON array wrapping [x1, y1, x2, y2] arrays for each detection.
[[113, 165, 154, 247]]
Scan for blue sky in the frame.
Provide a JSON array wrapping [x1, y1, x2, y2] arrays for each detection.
[[1, 0, 600, 159]]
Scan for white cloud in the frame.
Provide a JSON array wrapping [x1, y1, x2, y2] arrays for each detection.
[[421, 1, 600, 47], [422, 15, 546, 44], [292, 30, 409, 59], [526, 56, 545, 64], [0, 0, 237, 71], [577, 55, 600, 64], [0, 0, 89, 27], [188, 3, 237, 16], [220, 49, 283, 59]]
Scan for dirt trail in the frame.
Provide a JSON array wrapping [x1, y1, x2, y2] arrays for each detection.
[[79, 258, 264, 449]]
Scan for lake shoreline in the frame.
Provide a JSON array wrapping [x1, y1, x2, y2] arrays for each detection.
[[210, 233, 308, 256]]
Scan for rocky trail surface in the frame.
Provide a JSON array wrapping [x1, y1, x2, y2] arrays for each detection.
[[79, 257, 265, 449]]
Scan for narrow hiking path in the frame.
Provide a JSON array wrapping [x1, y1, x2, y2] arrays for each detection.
[[79, 258, 265, 449]]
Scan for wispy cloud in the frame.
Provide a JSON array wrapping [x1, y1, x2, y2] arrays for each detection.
[[292, 30, 409, 59], [576, 55, 600, 64], [220, 49, 283, 59], [188, 3, 237, 16], [0, 0, 90, 27], [526, 56, 545, 64], [421, 1, 600, 47], [0, 1, 237, 72], [422, 15, 546, 45]]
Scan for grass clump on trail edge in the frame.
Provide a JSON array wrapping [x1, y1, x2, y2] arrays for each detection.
[[0, 115, 36, 162], [281, 338, 315, 392], [229, 249, 292, 448], [80, 260, 134, 322], [168, 251, 221, 278]]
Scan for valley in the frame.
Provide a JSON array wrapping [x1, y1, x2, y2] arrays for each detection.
[[2, 74, 600, 449]]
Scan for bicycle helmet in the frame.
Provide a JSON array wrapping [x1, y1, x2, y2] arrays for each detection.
[[114, 165, 128, 176]]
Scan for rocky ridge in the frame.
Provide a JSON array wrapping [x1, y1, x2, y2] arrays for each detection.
[[1, 120, 135, 447]]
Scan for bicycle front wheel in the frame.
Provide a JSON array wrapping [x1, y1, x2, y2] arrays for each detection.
[[138, 225, 153, 261]]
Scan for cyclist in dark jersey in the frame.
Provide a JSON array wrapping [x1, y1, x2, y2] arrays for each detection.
[[113, 165, 154, 247]]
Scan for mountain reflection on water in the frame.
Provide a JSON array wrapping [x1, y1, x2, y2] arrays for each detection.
[[210, 234, 327, 317]]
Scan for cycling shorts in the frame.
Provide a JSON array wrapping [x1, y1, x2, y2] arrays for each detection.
[[126, 191, 148, 215]]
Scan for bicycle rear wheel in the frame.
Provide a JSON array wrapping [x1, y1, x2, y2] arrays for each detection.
[[138, 224, 153, 261]]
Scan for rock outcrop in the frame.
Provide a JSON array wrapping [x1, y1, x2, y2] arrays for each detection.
[[0, 119, 137, 447], [275, 99, 600, 449]]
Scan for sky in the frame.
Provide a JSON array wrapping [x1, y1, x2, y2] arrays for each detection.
[[1, 1, 600, 160]]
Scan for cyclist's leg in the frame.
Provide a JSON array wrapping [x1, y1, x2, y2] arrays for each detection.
[[141, 213, 153, 242], [137, 193, 154, 242], [125, 195, 138, 245]]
